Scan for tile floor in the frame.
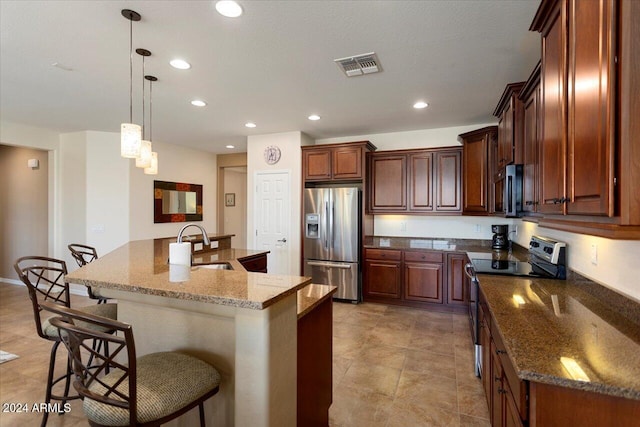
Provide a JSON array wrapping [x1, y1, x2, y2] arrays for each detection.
[[0, 283, 490, 426]]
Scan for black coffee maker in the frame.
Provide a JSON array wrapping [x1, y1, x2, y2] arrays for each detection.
[[491, 224, 510, 250]]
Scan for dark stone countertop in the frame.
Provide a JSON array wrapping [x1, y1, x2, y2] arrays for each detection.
[[478, 272, 640, 400]]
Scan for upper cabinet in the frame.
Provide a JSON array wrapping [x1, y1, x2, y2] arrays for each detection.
[[493, 82, 526, 172], [459, 126, 498, 215], [367, 147, 462, 215], [302, 141, 376, 182], [530, 0, 640, 238], [519, 62, 542, 215]]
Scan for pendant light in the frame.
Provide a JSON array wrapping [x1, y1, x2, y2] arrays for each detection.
[[120, 9, 142, 158], [136, 49, 152, 168], [144, 75, 159, 175]]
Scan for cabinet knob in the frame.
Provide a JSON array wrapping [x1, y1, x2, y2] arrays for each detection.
[[498, 388, 506, 394], [496, 349, 506, 355], [494, 376, 501, 382]]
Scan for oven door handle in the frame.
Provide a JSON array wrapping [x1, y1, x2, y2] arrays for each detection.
[[464, 263, 476, 280]]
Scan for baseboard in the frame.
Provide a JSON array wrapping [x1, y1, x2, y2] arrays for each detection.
[[0, 277, 89, 297]]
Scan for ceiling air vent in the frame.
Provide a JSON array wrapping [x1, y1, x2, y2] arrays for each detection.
[[334, 52, 381, 77]]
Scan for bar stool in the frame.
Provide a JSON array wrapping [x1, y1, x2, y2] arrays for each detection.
[[67, 243, 110, 304], [41, 301, 221, 427], [13, 256, 118, 427]]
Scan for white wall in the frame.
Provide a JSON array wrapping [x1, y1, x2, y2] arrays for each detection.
[[85, 132, 130, 255], [316, 123, 495, 150], [513, 222, 640, 302], [374, 216, 517, 241], [128, 139, 217, 240], [247, 131, 309, 275]]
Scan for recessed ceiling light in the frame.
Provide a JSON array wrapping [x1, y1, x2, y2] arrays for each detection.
[[413, 101, 429, 109], [226, 145, 235, 149], [170, 59, 191, 70], [215, 1, 243, 18], [191, 100, 207, 107], [308, 114, 321, 121], [245, 122, 256, 128]]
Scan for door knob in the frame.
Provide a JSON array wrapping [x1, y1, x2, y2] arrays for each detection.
[[277, 238, 287, 243]]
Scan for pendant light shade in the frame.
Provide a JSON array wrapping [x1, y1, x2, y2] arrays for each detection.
[[136, 139, 152, 168], [144, 151, 158, 175], [120, 9, 142, 159], [121, 123, 142, 158]]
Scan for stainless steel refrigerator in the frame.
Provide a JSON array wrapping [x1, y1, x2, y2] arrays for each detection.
[[303, 187, 360, 302]]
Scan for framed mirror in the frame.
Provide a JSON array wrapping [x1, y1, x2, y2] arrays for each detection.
[[154, 180, 203, 223]]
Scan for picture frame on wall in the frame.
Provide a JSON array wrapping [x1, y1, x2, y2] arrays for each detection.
[[225, 193, 236, 207]]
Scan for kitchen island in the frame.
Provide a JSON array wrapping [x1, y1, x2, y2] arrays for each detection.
[[64, 238, 319, 427]]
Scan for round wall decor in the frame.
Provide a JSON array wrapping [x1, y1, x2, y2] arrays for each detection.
[[264, 145, 281, 165]]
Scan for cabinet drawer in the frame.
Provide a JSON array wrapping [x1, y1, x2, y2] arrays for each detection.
[[404, 251, 443, 263], [365, 249, 402, 261]]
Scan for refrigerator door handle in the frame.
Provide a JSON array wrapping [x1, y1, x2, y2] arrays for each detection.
[[307, 261, 352, 269], [331, 202, 335, 249], [324, 201, 329, 250]]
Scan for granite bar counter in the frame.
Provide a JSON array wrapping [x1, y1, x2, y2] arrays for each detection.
[[65, 238, 313, 427], [478, 272, 640, 401]]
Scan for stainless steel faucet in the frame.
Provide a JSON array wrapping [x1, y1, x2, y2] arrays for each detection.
[[177, 224, 211, 245]]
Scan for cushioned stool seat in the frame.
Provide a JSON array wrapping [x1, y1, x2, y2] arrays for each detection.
[[84, 352, 221, 426], [42, 303, 118, 337]]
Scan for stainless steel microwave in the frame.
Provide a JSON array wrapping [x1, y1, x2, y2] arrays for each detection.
[[504, 164, 523, 217]]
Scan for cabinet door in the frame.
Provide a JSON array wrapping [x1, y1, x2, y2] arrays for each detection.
[[491, 339, 505, 427], [539, 0, 567, 214], [446, 253, 468, 306], [566, 0, 615, 216], [364, 259, 402, 299], [304, 149, 332, 181], [504, 383, 524, 427], [462, 131, 491, 214], [369, 155, 407, 212], [499, 103, 515, 168], [480, 309, 492, 411], [434, 150, 462, 212], [332, 146, 363, 180], [523, 82, 540, 213], [404, 262, 443, 303], [408, 152, 434, 211]]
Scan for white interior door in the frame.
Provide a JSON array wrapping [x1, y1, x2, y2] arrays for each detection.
[[254, 171, 291, 275]]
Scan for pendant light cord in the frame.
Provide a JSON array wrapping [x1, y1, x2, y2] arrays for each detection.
[[142, 55, 146, 140], [149, 79, 153, 142], [129, 16, 133, 124]]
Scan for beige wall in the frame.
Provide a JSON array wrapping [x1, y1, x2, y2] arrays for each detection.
[[223, 168, 247, 248], [0, 144, 49, 279]]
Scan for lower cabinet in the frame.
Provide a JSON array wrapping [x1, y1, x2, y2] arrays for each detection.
[[238, 253, 267, 273], [364, 249, 466, 310], [480, 289, 527, 427]]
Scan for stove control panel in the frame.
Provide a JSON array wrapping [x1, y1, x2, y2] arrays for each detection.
[[529, 235, 567, 265]]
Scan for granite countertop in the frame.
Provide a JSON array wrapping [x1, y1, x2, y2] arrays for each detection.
[[65, 239, 312, 310], [297, 284, 337, 319], [478, 273, 640, 400], [364, 235, 530, 258]]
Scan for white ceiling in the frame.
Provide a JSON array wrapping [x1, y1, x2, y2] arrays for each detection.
[[0, 1, 541, 153]]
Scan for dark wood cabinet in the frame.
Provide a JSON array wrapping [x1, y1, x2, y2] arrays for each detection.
[[520, 62, 542, 214], [459, 126, 497, 215], [363, 249, 402, 299], [403, 251, 444, 303], [536, 0, 568, 214], [367, 147, 462, 215], [408, 152, 433, 211], [494, 82, 526, 171], [369, 154, 407, 212], [480, 289, 528, 427], [363, 248, 471, 310], [566, 0, 616, 216], [238, 253, 267, 273], [435, 150, 462, 212], [446, 253, 468, 306], [302, 141, 375, 182]]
